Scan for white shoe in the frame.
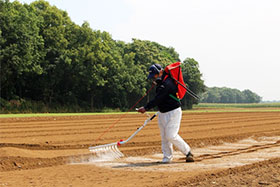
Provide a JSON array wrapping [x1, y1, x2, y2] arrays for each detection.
[[162, 157, 172, 163]]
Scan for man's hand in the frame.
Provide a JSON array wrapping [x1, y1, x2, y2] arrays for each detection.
[[137, 107, 146, 113]]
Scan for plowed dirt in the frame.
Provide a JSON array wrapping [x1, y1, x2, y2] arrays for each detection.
[[1, 111, 280, 186]]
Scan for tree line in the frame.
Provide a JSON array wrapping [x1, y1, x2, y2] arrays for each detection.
[[200, 87, 261, 103], [0, 0, 205, 113]]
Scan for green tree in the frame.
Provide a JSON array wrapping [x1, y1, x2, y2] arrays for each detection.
[[242, 89, 261, 103], [181, 58, 205, 108], [108, 41, 148, 109], [128, 38, 179, 67], [201, 87, 261, 103], [29, 0, 72, 105], [201, 87, 221, 103], [0, 0, 44, 100]]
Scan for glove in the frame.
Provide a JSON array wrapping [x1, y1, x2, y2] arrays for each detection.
[[137, 107, 146, 113]]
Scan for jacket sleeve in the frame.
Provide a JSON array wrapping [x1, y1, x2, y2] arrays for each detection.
[[144, 83, 170, 111]]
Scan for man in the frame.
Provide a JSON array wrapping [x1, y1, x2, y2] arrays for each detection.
[[137, 64, 194, 163]]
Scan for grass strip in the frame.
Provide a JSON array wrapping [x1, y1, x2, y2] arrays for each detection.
[[195, 103, 280, 108]]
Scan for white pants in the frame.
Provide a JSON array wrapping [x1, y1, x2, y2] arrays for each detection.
[[158, 107, 191, 159]]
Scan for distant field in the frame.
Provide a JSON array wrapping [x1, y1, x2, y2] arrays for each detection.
[[1, 103, 280, 118], [195, 103, 280, 108]]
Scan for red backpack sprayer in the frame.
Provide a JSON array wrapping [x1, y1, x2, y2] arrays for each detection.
[[88, 62, 199, 159], [163, 61, 199, 100]]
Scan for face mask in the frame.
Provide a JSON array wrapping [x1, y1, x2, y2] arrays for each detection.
[[152, 77, 162, 85]]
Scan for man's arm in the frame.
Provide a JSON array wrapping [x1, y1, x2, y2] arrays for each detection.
[[138, 84, 169, 114], [145, 83, 170, 110]]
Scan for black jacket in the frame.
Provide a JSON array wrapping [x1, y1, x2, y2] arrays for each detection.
[[144, 73, 181, 113]]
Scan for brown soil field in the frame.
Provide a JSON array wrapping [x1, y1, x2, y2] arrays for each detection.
[[1, 111, 280, 186]]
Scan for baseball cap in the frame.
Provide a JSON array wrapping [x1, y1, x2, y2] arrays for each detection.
[[147, 64, 162, 79]]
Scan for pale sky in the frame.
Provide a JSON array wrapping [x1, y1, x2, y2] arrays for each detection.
[[17, 0, 280, 101]]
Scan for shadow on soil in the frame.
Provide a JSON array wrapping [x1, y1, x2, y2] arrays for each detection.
[[112, 161, 175, 168]]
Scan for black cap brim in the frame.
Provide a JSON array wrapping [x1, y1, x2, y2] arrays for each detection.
[[147, 72, 156, 79]]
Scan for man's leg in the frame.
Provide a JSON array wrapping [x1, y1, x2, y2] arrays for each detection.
[[165, 108, 191, 155], [158, 112, 173, 161]]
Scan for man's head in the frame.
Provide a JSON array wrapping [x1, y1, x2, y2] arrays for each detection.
[[147, 64, 163, 80]]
